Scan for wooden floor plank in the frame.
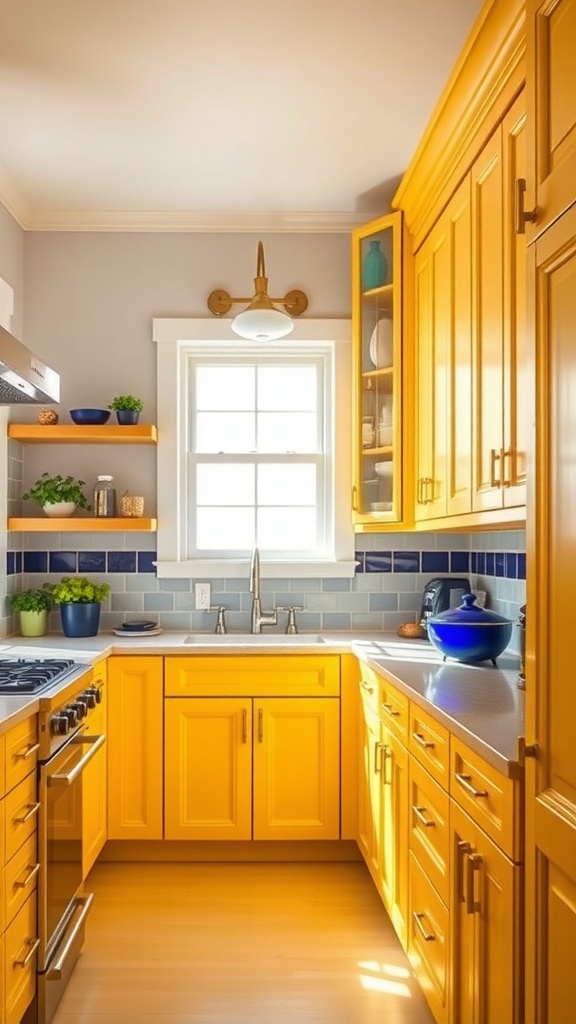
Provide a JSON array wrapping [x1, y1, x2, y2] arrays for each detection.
[[52, 861, 434, 1024]]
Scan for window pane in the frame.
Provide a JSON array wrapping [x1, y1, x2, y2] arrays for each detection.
[[196, 464, 255, 505], [196, 412, 255, 452], [197, 508, 255, 549], [196, 366, 255, 410], [257, 412, 318, 452], [258, 507, 317, 549], [258, 464, 317, 505], [258, 366, 317, 410]]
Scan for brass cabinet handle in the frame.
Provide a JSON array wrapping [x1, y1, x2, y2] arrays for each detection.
[[412, 911, 436, 942], [14, 741, 40, 761], [382, 744, 392, 785], [13, 937, 40, 969], [241, 708, 247, 744], [360, 681, 374, 695], [466, 853, 482, 914], [514, 178, 537, 234], [455, 772, 488, 798], [412, 731, 435, 750], [424, 477, 434, 504], [456, 839, 471, 904], [413, 805, 435, 828], [374, 740, 382, 775], [14, 801, 40, 824], [14, 863, 40, 890], [417, 477, 424, 505], [352, 486, 360, 513], [490, 448, 502, 488], [258, 708, 263, 743], [381, 702, 400, 717], [501, 448, 515, 487]]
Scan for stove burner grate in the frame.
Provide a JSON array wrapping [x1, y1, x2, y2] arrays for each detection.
[[0, 658, 77, 694]]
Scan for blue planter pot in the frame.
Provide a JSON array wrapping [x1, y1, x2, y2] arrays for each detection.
[[59, 602, 101, 638], [115, 410, 140, 425]]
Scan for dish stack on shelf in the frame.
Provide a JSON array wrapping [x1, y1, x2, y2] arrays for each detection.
[[113, 620, 162, 637]]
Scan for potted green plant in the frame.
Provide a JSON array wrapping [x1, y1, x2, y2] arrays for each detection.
[[22, 472, 90, 518], [9, 586, 54, 637], [50, 576, 111, 637], [108, 394, 144, 425]]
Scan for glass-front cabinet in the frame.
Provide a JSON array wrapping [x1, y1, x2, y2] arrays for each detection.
[[352, 211, 404, 528]]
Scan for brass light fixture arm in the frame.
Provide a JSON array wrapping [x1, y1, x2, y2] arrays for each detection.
[[207, 241, 308, 318]]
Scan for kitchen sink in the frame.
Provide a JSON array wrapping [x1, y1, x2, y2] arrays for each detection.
[[184, 633, 326, 645]]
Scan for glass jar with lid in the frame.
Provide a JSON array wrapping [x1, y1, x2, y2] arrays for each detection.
[[93, 475, 117, 517]]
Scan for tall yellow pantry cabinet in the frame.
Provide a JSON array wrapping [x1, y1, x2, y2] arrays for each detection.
[[525, 0, 576, 1020]]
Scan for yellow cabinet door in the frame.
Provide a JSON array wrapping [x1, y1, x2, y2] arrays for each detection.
[[164, 697, 252, 840], [106, 656, 163, 840], [81, 671, 107, 876], [357, 697, 382, 886], [253, 697, 340, 841], [380, 724, 408, 949], [527, 0, 576, 239], [526, 202, 576, 1024], [451, 799, 522, 1024], [414, 175, 472, 522]]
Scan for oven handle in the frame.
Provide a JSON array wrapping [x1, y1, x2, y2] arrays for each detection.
[[47, 734, 106, 787], [46, 893, 94, 981]]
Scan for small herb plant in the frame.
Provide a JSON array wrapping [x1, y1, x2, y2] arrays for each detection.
[[108, 395, 144, 412], [50, 576, 111, 605], [22, 473, 90, 509], [9, 587, 54, 613]]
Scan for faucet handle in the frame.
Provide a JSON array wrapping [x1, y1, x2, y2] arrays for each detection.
[[210, 606, 227, 634], [277, 605, 303, 635]]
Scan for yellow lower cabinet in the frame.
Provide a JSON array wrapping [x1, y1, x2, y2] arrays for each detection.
[[253, 697, 340, 840], [165, 697, 252, 840], [4, 892, 37, 1024], [82, 667, 107, 875], [165, 696, 340, 841], [408, 849, 449, 1024], [107, 656, 163, 840], [450, 798, 522, 1024], [380, 725, 408, 948], [357, 697, 382, 886]]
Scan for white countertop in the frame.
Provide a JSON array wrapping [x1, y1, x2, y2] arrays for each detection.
[[0, 632, 525, 774]]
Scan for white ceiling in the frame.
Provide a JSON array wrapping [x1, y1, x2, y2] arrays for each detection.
[[0, 0, 484, 232]]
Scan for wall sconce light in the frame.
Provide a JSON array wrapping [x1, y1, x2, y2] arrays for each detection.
[[207, 241, 308, 341]]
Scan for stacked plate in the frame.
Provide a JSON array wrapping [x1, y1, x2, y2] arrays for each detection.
[[114, 620, 162, 637]]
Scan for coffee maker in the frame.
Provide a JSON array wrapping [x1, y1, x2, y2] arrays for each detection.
[[420, 576, 471, 632]]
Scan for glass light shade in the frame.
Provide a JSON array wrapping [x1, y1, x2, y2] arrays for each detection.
[[231, 307, 294, 341]]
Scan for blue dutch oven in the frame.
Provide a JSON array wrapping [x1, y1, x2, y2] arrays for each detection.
[[427, 593, 513, 665]]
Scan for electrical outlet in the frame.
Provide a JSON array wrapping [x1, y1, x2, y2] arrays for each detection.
[[195, 582, 211, 610]]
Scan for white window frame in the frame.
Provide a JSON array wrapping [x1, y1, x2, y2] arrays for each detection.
[[152, 317, 355, 578]]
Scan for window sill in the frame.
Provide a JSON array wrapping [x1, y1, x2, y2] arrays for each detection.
[[155, 559, 357, 580]]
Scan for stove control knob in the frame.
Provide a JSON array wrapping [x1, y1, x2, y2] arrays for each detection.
[[51, 713, 70, 736], [83, 690, 97, 709], [72, 700, 88, 721], [85, 686, 102, 705], [65, 706, 78, 727]]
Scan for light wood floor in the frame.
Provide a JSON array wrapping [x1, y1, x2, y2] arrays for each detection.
[[52, 861, 435, 1024]]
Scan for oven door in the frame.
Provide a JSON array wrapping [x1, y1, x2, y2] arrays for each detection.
[[36, 729, 105, 1024]]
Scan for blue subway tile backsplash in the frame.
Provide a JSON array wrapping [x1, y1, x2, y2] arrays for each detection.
[[23, 550, 48, 573], [78, 551, 107, 573], [421, 550, 449, 573], [49, 551, 77, 573]]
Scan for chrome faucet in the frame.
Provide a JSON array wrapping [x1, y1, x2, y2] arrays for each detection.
[[250, 546, 278, 634]]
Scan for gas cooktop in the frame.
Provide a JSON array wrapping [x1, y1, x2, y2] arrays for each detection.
[[0, 658, 79, 695]]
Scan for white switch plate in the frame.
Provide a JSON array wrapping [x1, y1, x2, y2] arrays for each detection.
[[195, 582, 211, 610]]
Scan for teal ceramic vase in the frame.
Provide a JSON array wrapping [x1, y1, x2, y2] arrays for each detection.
[[362, 240, 387, 289]]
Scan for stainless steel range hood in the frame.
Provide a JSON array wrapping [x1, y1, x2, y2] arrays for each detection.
[[0, 324, 60, 404]]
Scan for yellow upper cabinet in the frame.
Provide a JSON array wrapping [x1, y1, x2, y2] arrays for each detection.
[[351, 212, 409, 530], [527, 0, 576, 239]]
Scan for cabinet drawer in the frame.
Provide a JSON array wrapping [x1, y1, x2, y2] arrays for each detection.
[[5, 891, 37, 1024], [409, 704, 450, 790], [165, 655, 340, 697], [4, 833, 38, 929], [379, 676, 409, 743], [408, 850, 449, 1024], [5, 717, 38, 793], [4, 774, 39, 863], [359, 663, 380, 715], [450, 737, 520, 860], [409, 757, 450, 906]]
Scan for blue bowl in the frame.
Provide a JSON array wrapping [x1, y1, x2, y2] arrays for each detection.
[[427, 592, 513, 665], [70, 408, 111, 425]]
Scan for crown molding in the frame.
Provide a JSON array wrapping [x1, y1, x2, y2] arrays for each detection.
[[2, 205, 374, 233], [0, 164, 32, 229]]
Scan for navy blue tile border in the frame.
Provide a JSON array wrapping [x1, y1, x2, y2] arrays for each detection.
[[24, 551, 48, 573]]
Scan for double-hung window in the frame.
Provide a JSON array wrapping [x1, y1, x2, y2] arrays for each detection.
[[153, 318, 354, 577]]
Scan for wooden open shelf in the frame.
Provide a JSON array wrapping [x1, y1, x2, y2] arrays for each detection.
[[8, 424, 157, 444], [8, 517, 157, 532]]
